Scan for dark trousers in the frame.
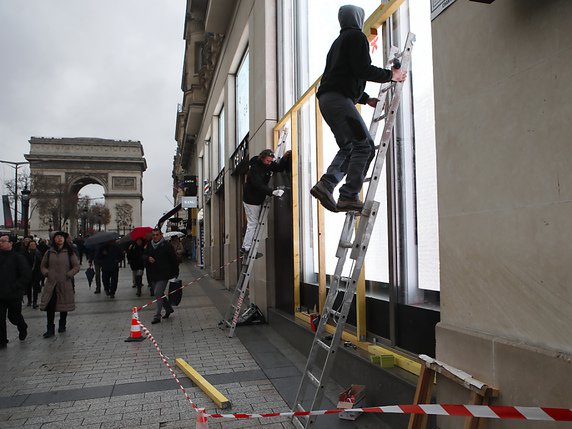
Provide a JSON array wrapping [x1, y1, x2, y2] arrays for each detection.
[[0, 298, 28, 343], [94, 263, 102, 290], [46, 291, 67, 327], [318, 91, 375, 199], [26, 280, 42, 306], [102, 268, 119, 296]]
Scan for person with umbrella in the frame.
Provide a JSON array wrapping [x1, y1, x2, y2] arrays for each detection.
[[94, 240, 122, 298], [84, 232, 119, 295], [127, 238, 146, 297], [144, 229, 178, 324], [39, 231, 80, 338]]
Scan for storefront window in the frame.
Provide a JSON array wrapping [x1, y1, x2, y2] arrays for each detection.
[[218, 107, 225, 171], [236, 50, 249, 146]]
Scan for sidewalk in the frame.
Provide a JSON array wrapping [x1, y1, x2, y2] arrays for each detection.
[[0, 261, 297, 428]]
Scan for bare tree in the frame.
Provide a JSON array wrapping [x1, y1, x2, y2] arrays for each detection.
[[88, 203, 111, 232]]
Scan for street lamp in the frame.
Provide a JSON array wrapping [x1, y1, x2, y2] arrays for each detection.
[[21, 183, 31, 237], [0, 159, 29, 233]]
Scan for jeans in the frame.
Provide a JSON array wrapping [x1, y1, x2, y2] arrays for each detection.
[[241, 202, 262, 251], [151, 280, 173, 319], [318, 91, 375, 199]]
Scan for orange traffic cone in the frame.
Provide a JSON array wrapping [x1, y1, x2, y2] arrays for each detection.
[[196, 408, 208, 429], [125, 307, 146, 342]]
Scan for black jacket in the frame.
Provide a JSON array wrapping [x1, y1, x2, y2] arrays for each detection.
[[0, 250, 31, 301], [95, 243, 123, 272], [127, 243, 145, 270], [243, 156, 289, 205], [316, 5, 392, 104], [144, 239, 179, 282]]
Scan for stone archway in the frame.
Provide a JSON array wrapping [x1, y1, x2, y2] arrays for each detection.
[[25, 137, 146, 238]]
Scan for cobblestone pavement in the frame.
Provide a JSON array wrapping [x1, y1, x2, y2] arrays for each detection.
[[0, 260, 296, 428]]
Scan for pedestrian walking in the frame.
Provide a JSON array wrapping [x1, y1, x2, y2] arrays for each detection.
[[144, 229, 178, 324], [0, 234, 30, 348], [39, 231, 80, 338], [311, 4, 407, 212], [241, 148, 291, 258], [23, 240, 43, 308], [94, 240, 122, 298], [127, 238, 145, 297]]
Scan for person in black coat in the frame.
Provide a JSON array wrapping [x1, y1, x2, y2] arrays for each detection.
[[0, 234, 30, 347], [241, 148, 291, 258], [310, 5, 406, 213], [95, 241, 122, 298], [127, 238, 145, 297], [23, 240, 43, 308], [144, 229, 178, 324]]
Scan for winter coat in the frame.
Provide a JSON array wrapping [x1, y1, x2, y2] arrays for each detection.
[[95, 243, 122, 272], [316, 5, 393, 104], [39, 247, 80, 312], [243, 156, 290, 205], [24, 249, 43, 284], [127, 243, 145, 271], [144, 239, 179, 282], [0, 250, 31, 302]]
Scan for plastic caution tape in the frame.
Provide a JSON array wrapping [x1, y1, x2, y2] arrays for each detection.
[[136, 257, 241, 312], [207, 405, 572, 421]]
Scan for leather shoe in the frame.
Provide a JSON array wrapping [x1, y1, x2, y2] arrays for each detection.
[[336, 197, 364, 212], [310, 181, 338, 212], [19, 327, 27, 341], [151, 318, 161, 324], [162, 308, 174, 319]]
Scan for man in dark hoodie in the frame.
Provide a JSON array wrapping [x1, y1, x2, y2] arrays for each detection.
[[0, 234, 30, 348], [311, 4, 407, 213], [241, 148, 291, 258]]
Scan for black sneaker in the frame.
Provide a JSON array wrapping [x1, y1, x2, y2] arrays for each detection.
[[162, 308, 174, 319], [310, 181, 338, 213], [151, 318, 161, 324], [19, 327, 27, 341], [336, 197, 364, 212]]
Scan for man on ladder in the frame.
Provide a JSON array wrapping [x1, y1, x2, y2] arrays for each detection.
[[240, 148, 291, 258], [310, 4, 407, 213]]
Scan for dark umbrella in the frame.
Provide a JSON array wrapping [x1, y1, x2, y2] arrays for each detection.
[[85, 266, 95, 287], [84, 231, 120, 248]]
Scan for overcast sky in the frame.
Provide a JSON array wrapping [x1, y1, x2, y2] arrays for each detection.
[[0, 0, 185, 227]]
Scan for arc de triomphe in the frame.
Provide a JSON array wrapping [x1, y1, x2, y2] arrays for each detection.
[[25, 137, 147, 238]]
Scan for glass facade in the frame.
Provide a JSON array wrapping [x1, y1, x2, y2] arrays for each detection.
[[236, 50, 249, 146]]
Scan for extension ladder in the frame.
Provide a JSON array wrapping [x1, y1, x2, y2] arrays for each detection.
[[220, 130, 289, 338], [292, 32, 415, 428]]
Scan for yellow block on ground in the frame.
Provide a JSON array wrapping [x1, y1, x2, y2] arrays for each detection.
[[175, 358, 231, 409], [367, 345, 422, 376]]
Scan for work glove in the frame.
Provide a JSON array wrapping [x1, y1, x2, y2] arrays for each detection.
[[272, 189, 284, 197]]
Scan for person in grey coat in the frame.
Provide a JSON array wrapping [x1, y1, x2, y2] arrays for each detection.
[[40, 231, 80, 338]]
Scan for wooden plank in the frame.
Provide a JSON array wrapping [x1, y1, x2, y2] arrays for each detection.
[[363, 0, 406, 42], [291, 114, 301, 312], [408, 366, 435, 429], [175, 358, 231, 409], [315, 93, 327, 312]]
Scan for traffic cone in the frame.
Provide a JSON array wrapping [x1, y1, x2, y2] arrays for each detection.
[[125, 307, 146, 342], [196, 408, 208, 428]]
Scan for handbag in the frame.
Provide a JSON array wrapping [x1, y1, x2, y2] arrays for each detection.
[[168, 279, 183, 306]]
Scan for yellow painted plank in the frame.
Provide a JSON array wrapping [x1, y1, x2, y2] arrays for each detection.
[[314, 93, 327, 312], [175, 358, 231, 409], [363, 0, 406, 42], [291, 114, 301, 312]]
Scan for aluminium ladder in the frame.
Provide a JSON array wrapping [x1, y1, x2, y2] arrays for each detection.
[[292, 32, 415, 429], [220, 130, 289, 338]]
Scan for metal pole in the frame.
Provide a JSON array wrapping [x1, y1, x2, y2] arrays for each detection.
[[0, 160, 29, 234]]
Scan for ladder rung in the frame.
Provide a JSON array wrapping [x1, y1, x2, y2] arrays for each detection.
[[316, 339, 331, 351], [338, 240, 352, 249], [306, 370, 320, 387], [373, 113, 387, 123], [329, 309, 341, 319], [295, 403, 306, 413]]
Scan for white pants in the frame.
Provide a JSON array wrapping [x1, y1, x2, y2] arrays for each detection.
[[241, 202, 261, 251]]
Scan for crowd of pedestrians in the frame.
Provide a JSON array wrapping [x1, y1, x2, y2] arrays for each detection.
[[0, 228, 186, 348]]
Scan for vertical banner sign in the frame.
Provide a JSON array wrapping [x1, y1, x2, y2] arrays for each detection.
[[431, 0, 457, 20], [199, 222, 205, 268], [2, 195, 13, 228]]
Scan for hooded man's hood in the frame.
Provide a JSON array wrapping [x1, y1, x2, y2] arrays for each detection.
[[338, 5, 365, 31]]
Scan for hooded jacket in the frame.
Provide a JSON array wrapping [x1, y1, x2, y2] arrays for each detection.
[[316, 5, 393, 104], [243, 155, 290, 205]]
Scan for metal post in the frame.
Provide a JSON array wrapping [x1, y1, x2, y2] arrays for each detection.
[[0, 160, 29, 233]]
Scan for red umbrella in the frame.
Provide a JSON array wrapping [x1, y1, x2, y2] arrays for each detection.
[[130, 226, 153, 241]]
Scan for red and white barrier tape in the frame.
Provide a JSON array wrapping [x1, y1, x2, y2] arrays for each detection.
[[137, 321, 198, 411], [136, 256, 241, 312], [207, 404, 572, 421]]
